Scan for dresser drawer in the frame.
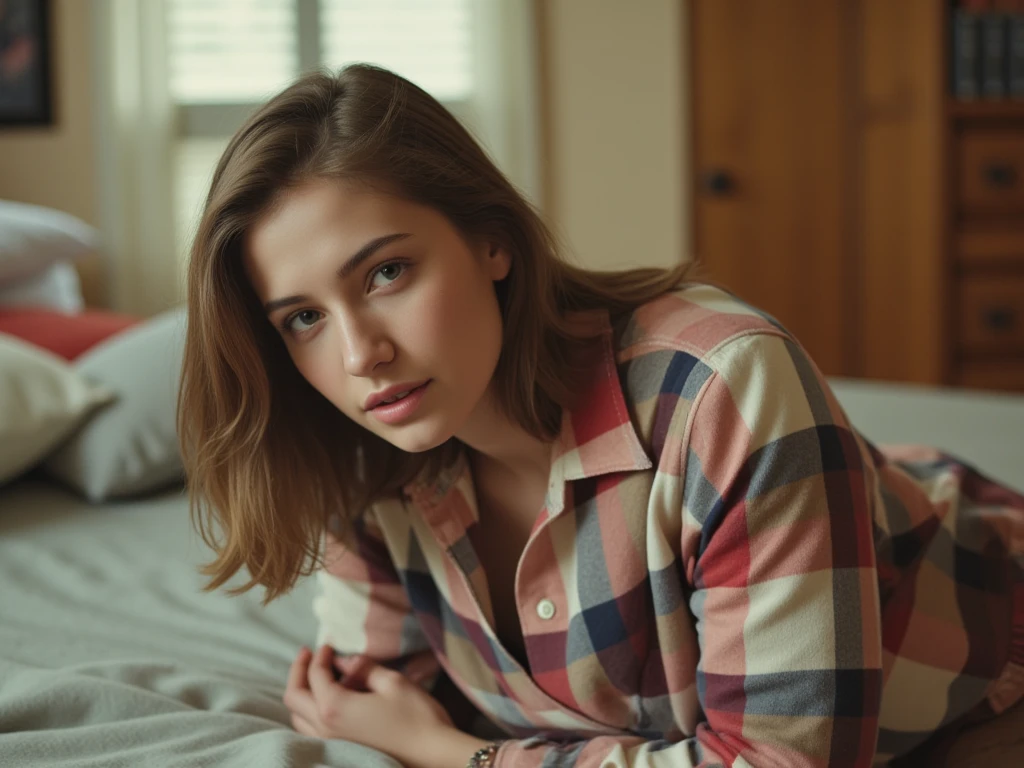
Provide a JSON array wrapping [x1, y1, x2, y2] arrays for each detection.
[[954, 359, 1024, 394], [958, 130, 1024, 215], [957, 274, 1024, 353], [958, 229, 1024, 269]]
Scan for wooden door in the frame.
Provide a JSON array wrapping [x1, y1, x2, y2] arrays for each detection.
[[689, 0, 856, 376], [857, 0, 945, 386]]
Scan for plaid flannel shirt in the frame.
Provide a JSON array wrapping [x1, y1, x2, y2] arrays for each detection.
[[314, 284, 1024, 767]]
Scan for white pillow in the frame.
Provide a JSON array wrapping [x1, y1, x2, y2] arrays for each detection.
[[44, 307, 187, 501], [0, 261, 86, 312], [0, 333, 115, 486], [0, 200, 99, 285]]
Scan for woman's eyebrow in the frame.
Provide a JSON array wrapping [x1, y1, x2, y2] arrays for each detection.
[[337, 232, 413, 280], [262, 232, 413, 314]]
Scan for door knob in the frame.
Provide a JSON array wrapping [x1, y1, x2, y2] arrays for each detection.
[[702, 169, 737, 196]]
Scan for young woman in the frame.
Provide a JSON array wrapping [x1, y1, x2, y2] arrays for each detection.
[[178, 65, 1023, 768]]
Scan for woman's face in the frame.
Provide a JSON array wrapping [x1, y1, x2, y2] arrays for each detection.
[[244, 178, 511, 453]]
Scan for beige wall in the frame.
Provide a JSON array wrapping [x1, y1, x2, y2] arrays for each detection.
[[539, 0, 690, 271], [0, 0, 104, 304]]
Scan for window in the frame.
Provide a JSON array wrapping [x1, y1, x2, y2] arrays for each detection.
[[166, 0, 474, 261]]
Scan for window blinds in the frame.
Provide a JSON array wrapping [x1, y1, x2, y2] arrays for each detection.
[[319, 0, 472, 100], [167, 0, 299, 103], [167, 0, 473, 105]]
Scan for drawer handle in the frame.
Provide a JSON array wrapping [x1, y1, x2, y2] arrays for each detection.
[[983, 163, 1018, 188], [982, 306, 1017, 332]]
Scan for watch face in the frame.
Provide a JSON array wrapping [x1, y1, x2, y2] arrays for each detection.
[[470, 744, 499, 767]]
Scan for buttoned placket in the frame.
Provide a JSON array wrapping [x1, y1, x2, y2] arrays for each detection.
[[407, 458, 612, 733], [510, 474, 571, 650], [415, 458, 568, 648]]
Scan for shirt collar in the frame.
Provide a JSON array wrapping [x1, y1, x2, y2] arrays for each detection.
[[542, 308, 652, 513]]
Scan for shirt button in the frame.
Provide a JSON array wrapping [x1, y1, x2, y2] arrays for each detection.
[[536, 599, 556, 620]]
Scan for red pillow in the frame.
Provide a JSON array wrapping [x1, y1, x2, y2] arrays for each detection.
[[0, 307, 142, 360]]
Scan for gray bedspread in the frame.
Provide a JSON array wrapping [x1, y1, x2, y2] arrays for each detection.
[[0, 480, 401, 768]]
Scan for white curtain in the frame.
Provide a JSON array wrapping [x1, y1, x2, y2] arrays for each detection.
[[466, 0, 543, 208], [92, 0, 180, 316], [91, 0, 540, 317]]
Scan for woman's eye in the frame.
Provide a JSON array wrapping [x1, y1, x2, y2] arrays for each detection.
[[369, 261, 406, 289], [286, 309, 322, 334]]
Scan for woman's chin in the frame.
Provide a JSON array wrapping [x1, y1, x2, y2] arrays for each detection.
[[381, 424, 453, 454]]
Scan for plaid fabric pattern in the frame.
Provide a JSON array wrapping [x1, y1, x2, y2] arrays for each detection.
[[313, 284, 1024, 767]]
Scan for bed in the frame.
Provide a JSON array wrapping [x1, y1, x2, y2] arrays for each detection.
[[0, 376, 1021, 767]]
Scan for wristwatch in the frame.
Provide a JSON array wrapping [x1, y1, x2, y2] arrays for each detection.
[[466, 742, 500, 767]]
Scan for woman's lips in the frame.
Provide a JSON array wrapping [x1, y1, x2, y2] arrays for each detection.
[[368, 381, 431, 425]]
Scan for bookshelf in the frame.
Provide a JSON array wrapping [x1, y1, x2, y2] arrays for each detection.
[[946, 0, 1024, 392]]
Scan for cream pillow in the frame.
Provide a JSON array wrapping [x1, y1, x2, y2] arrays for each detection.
[[0, 333, 115, 485], [44, 307, 186, 500]]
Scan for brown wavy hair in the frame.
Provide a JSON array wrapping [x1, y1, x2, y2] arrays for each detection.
[[178, 64, 702, 604]]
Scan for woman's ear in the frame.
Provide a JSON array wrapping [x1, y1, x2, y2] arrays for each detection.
[[486, 243, 512, 282]]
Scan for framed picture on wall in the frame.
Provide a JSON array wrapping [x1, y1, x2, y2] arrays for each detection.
[[0, 0, 52, 127]]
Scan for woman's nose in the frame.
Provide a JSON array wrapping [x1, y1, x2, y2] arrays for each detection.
[[338, 315, 394, 376]]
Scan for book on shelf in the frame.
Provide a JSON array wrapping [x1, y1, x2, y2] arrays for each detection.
[[952, 0, 1024, 99]]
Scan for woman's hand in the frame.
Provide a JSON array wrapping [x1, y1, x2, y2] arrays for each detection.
[[283, 645, 484, 768]]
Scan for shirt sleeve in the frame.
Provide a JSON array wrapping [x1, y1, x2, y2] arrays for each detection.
[[313, 506, 441, 691], [492, 332, 884, 768]]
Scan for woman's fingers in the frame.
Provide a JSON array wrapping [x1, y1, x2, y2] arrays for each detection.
[[283, 646, 322, 725], [291, 711, 319, 737], [334, 653, 374, 689], [332, 653, 408, 694], [402, 651, 438, 687], [361, 660, 404, 693], [283, 684, 320, 723], [308, 645, 350, 722], [287, 646, 312, 692]]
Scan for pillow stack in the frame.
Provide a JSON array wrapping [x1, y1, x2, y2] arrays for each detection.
[[0, 199, 99, 313], [0, 199, 189, 501], [0, 307, 188, 500]]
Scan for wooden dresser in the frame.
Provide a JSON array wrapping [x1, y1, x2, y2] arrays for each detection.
[[689, 0, 1024, 394], [952, 103, 1024, 391]]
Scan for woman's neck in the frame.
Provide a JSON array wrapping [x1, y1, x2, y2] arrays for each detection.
[[455, 390, 553, 489]]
